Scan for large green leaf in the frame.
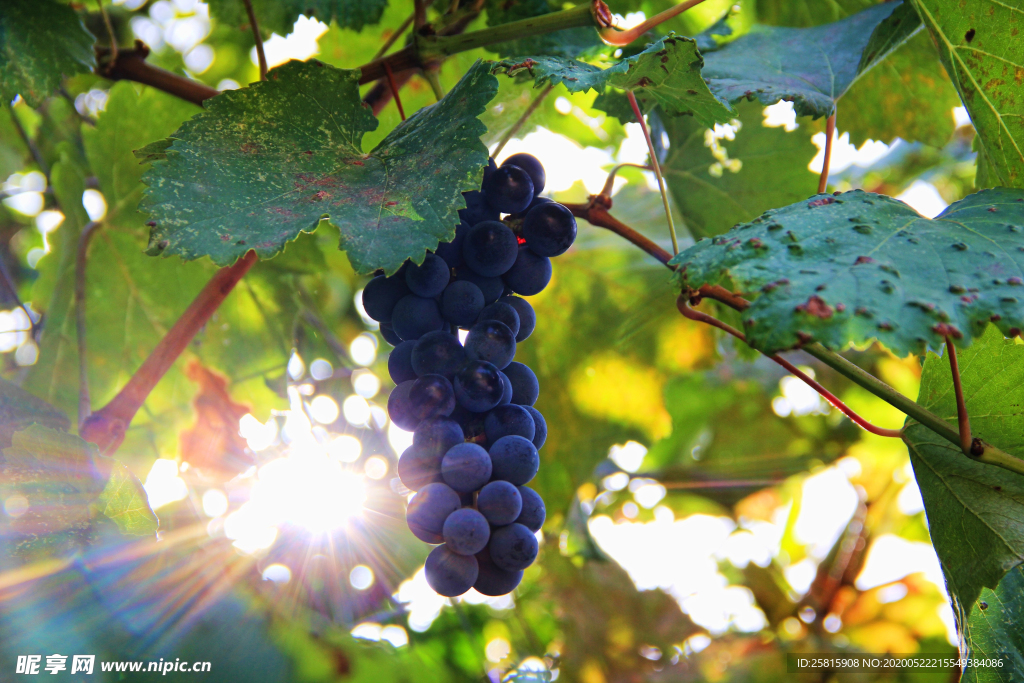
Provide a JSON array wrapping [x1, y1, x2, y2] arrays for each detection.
[[910, 0, 1024, 188], [963, 565, 1024, 682], [661, 99, 820, 239], [141, 59, 497, 275], [0, 377, 69, 448], [904, 327, 1024, 631], [670, 188, 1024, 356], [95, 459, 159, 536], [493, 34, 734, 126], [0, 0, 95, 107], [701, 1, 915, 119], [207, 0, 388, 36], [483, 0, 601, 59]]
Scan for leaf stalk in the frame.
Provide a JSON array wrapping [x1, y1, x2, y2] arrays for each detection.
[[627, 91, 678, 254]]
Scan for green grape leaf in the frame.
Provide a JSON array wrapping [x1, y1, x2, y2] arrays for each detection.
[[3, 424, 104, 494], [670, 188, 1024, 356], [963, 565, 1024, 682], [0, 377, 70, 448], [904, 326, 1024, 630], [206, 0, 388, 36], [493, 34, 733, 126], [95, 458, 159, 536], [701, 1, 916, 118], [140, 59, 497, 275], [0, 0, 95, 107], [910, 0, 1024, 188], [662, 99, 820, 239], [483, 0, 601, 59]]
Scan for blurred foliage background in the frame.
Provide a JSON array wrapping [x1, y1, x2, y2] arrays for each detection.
[[0, 0, 984, 680]]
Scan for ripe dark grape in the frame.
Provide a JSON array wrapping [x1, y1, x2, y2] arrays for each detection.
[[464, 320, 516, 369], [443, 508, 490, 555], [488, 523, 539, 572], [408, 374, 456, 421], [397, 444, 443, 491], [441, 442, 492, 493], [388, 340, 417, 384], [379, 322, 402, 346], [463, 221, 519, 277], [406, 482, 461, 543], [502, 153, 545, 196], [524, 406, 547, 450], [361, 273, 410, 323], [498, 371, 513, 405], [455, 269, 505, 304], [477, 301, 520, 338], [500, 296, 535, 342], [392, 295, 444, 341], [454, 360, 504, 412], [411, 330, 466, 378], [387, 380, 420, 430], [484, 165, 534, 214], [489, 435, 539, 485], [441, 280, 485, 327], [523, 202, 577, 257], [435, 221, 468, 269], [425, 544, 479, 597], [413, 417, 464, 457], [450, 405, 487, 442], [485, 404, 535, 443], [477, 480, 523, 526], [459, 190, 500, 226], [474, 554, 523, 596], [503, 246, 552, 296], [405, 253, 451, 298], [516, 486, 546, 532], [503, 361, 539, 406]]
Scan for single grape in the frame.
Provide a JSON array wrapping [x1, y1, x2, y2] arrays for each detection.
[[425, 544, 479, 597], [379, 323, 402, 346], [397, 443, 443, 491], [477, 480, 523, 526], [502, 153, 545, 196], [509, 195, 553, 220], [454, 360, 504, 412], [477, 301, 520, 338], [499, 296, 536, 342], [392, 295, 445, 341], [387, 380, 420, 430], [413, 417, 465, 457], [503, 245, 552, 296], [498, 371, 513, 405], [503, 361, 539, 406], [464, 320, 516, 369], [388, 340, 417, 384], [483, 165, 534, 214], [488, 435, 539, 485], [474, 555, 524, 596], [454, 269, 505, 305], [522, 202, 577, 257], [441, 442, 492, 493], [450, 405, 487, 441], [483, 156, 497, 184], [405, 253, 451, 298], [408, 374, 456, 421], [459, 189, 500, 226], [443, 508, 491, 555], [524, 406, 547, 450], [361, 273, 410, 323], [435, 221, 468, 269], [488, 523, 539, 571], [515, 486, 546, 532], [484, 404, 536, 443], [406, 482, 461, 543], [441, 280, 485, 328], [463, 221, 519, 277], [411, 330, 466, 378]]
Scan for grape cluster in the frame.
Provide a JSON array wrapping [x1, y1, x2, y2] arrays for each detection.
[[362, 154, 576, 597]]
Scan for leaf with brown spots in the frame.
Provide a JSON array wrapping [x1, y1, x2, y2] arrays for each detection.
[[670, 187, 1024, 355]]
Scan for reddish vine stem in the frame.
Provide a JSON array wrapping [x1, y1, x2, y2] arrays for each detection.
[[945, 337, 977, 455], [414, 0, 428, 28], [563, 196, 675, 267], [80, 251, 258, 453], [677, 296, 903, 438], [600, 0, 708, 45], [75, 221, 102, 427], [97, 42, 219, 106], [242, 0, 268, 80], [383, 62, 406, 121], [818, 112, 836, 194]]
